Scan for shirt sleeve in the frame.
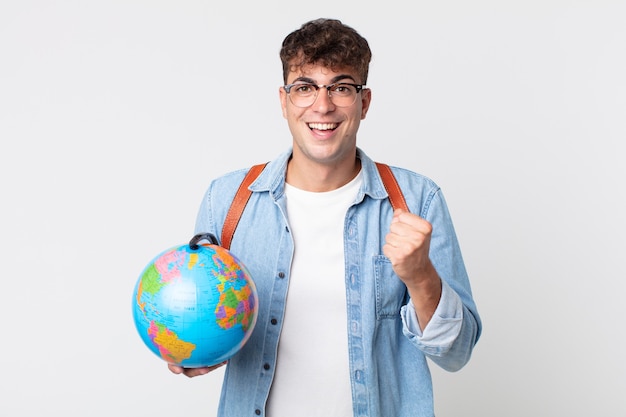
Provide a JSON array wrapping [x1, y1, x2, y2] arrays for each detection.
[[400, 278, 464, 354]]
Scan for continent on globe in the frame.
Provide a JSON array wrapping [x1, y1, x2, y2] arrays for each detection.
[[132, 233, 258, 368]]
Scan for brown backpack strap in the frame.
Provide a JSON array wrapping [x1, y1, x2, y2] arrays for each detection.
[[221, 163, 268, 250], [375, 162, 409, 212], [221, 161, 408, 249]]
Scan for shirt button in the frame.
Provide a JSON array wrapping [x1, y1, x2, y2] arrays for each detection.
[[278, 272, 285, 278], [270, 318, 278, 325], [263, 363, 270, 370], [255, 409, 261, 415]]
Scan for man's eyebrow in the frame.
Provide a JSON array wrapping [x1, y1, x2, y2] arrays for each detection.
[[291, 77, 316, 84], [330, 74, 357, 84], [290, 75, 357, 85]]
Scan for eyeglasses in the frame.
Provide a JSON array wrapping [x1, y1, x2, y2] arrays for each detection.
[[283, 82, 365, 108]]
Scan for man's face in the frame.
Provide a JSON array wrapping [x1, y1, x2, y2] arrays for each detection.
[[279, 63, 371, 168]]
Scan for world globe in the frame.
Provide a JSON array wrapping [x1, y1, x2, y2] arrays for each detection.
[[132, 233, 258, 368]]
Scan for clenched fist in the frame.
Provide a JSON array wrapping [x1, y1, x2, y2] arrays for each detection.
[[383, 209, 442, 330]]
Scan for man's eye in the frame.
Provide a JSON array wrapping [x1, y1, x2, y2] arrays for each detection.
[[332, 84, 355, 96], [295, 84, 315, 94]]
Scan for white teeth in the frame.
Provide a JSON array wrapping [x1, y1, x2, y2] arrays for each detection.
[[308, 123, 337, 130]]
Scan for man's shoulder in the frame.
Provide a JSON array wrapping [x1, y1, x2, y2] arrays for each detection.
[[384, 164, 440, 190], [358, 148, 439, 190], [371, 163, 444, 216]]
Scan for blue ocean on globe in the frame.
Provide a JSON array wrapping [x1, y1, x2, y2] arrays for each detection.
[[132, 239, 258, 368]]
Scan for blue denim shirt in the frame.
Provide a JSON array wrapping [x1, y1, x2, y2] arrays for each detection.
[[194, 148, 482, 417]]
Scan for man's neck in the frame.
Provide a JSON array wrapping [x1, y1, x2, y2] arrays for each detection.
[[286, 155, 361, 192]]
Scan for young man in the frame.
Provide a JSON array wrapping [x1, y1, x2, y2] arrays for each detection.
[[169, 18, 482, 417]]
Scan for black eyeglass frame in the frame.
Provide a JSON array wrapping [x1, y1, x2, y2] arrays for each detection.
[[282, 82, 366, 107]]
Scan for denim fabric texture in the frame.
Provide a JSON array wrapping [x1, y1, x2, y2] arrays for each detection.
[[194, 148, 482, 417]]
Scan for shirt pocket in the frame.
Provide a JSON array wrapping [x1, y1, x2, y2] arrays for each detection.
[[373, 255, 408, 320]]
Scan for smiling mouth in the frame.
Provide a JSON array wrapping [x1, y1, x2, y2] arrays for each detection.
[[308, 122, 338, 131]]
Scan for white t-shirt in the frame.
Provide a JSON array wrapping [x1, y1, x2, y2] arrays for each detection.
[[266, 171, 363, 417]]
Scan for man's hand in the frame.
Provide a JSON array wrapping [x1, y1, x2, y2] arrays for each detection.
[[383, 209, 442, 330], [168, 361, 227, 378], [383, 209, 433, 283]]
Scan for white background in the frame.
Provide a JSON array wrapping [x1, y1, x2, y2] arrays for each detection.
[[1, 1, 625, 416]]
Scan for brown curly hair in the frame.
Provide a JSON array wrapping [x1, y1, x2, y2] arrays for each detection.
[[280, 18, 372, 85]]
